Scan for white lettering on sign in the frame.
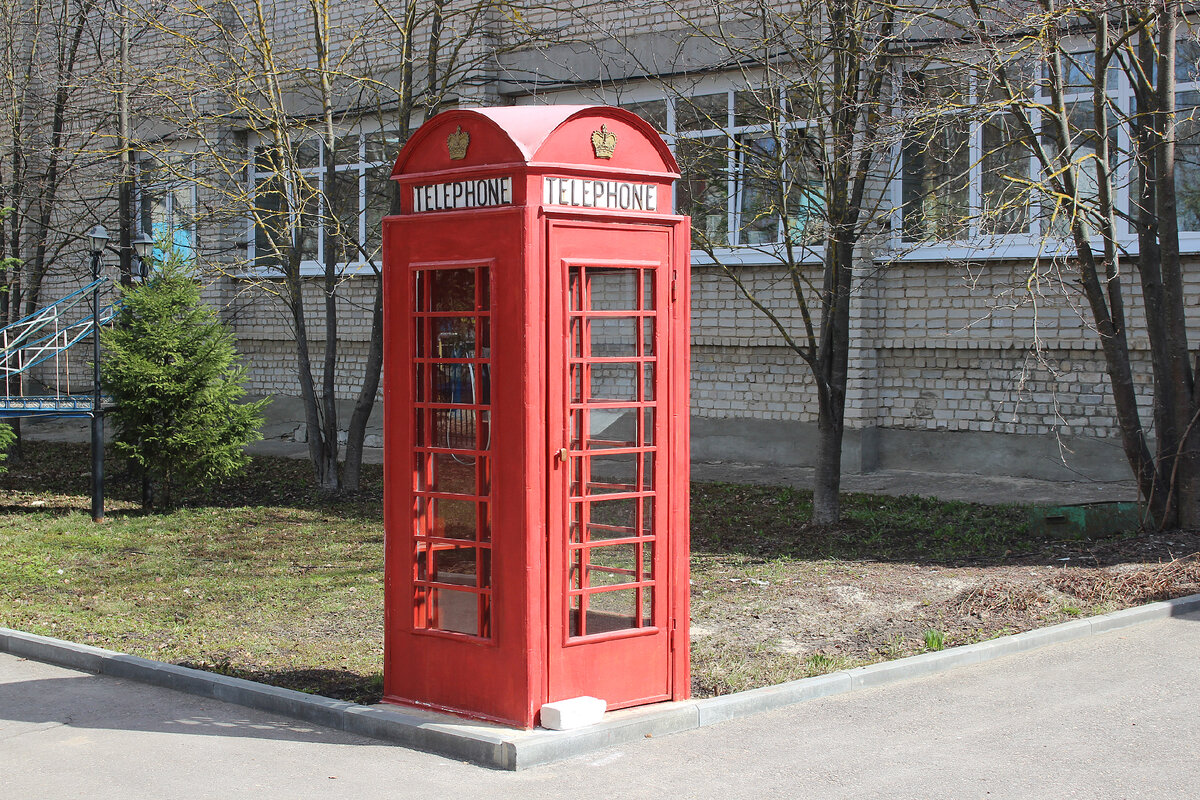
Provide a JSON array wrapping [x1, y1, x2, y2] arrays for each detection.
[[542, 177, 658, 212], [411, 176, 513, 212]]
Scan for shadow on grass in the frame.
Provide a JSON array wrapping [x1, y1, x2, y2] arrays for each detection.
[[0, 440, 384, 522], [689, 481, 1190, 569], [176, 662, 384, 706], [9, 441, 1193, 571]]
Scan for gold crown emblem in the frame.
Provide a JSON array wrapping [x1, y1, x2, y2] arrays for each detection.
[[591, 124, 617, 159], [447, 126, 469, 160]]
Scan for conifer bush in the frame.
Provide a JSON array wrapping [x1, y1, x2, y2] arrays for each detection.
[[101, 254, 268, 508]]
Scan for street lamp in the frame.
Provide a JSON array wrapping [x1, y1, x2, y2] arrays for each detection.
[[87, 224, 109, 523], [132, 231, 153, 281]]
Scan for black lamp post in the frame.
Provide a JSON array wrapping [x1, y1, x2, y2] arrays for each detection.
[[87, 224, 109, 523], [132, 231, 153, 281]]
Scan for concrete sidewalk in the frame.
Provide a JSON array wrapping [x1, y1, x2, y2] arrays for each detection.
[[4, 610, 1199, 799]]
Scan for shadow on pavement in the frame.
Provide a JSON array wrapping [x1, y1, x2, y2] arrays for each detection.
[[0, 672, 372, 746]]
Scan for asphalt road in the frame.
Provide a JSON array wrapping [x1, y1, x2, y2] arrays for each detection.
[[3, 610, 1198, 799]]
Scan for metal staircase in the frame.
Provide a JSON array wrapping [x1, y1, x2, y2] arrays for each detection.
[[0, 278, 116, 418]]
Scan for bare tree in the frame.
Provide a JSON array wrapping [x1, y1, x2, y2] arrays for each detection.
[[0, 0, 103, 321], [574, 0, 915, 523], [142, 0, 539, 490], [951, 0, 1200, 528]]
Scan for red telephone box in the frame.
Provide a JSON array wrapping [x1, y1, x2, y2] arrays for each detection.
[[382, 106, 690, 728]]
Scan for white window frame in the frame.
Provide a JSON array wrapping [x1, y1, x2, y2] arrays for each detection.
[[246, 122, 404, 278], [892, 35, 1200, 261]]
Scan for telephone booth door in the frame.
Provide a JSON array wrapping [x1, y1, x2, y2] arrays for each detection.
[[546, 215, 685, 708]]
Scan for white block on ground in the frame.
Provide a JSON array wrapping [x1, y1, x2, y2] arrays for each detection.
[[540, 696, 606, 730]]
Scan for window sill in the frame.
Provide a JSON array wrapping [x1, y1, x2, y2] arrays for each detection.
[[230, 260, 381, 280]]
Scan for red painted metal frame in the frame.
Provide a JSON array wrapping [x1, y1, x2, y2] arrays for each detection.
[[383, 106, 690, 729]]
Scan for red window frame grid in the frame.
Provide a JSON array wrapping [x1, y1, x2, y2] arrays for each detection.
[[411, 262, 494, 640], [565, 261, 661, 640]]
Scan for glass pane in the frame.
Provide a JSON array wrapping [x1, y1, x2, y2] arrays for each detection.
[[585, 589, 637, 633], [642, 363, 655, 401], [587, 268, 638, 310], [587, 544, 637, 586], [784, 129, 825, 245], [253, 177, 285, 269], [432, 407, 477, 450], [620, 100, 667, 132], [332, 134, 360, 165], [430, 268, 475, 311], [431, 498, 477, 540], [642, 319, 654, 356], [588, 317, 638, 357], [737, 133, 780, 245], [570, 548, 583, 589], [569, 266, 583, 310], [1044, 102, 1118, 238], [364, 165, 391, 261], [676, 135, 730, 246], [254, 145, 278, 172], [294, 138, 321, 169], [641, 542, 654, 580], [434, 546, 477, 584], [431, 451, 477, 495], [414, 408, 426, 447], [589, 452, 639, 494], [1176, 93, 1200, 231], [583, 407, 637, 448], [298, 189, 319, 262], [433, 360, 479, 405], [569, 595, 582, 637], [588, 497, 637, 538], [569, 499, 584, 541], [981, 113, 1031, 235], [901, 113, 970, 241], [365, 129, 404, 162], [432, 587, 478, 635], [1060, 51, 1117, 94], [570, 317, 583, 357], [677, 92, 728, 132], [324, 169, 360, 262], [589, 362, 638, 402], [734, 89, 772, 127]]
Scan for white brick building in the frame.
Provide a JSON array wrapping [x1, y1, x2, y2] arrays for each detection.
[[23, 1, 1197, 483]]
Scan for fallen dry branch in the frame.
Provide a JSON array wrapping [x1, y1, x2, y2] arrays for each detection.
[[1049, 556, 1200, 605]]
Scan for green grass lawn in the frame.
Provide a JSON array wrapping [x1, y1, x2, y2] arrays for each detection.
[[3, 440, 1183, 704]]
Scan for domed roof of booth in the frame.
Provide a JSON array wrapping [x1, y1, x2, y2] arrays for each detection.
[[391, 105, 680, 179]]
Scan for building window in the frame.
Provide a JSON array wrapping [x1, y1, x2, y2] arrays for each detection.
[[136, 154, 196, 260], [249, 129, 402, 273], [899, 67, 1034, 244], [898, 38, 1200, 248], [620, 90, 823, 250]]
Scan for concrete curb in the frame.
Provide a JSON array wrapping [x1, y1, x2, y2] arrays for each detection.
[[5, 591, 1199, 769]]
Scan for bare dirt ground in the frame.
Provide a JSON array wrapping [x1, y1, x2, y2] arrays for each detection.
[[689, 524, 1200, 696]]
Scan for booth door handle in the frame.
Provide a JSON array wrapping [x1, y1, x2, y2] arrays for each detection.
[[557, 447, 568, 462]]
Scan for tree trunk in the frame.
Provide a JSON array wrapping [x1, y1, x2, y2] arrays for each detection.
[[342, 280, 383, 490], [812, 398, 844, 526]]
